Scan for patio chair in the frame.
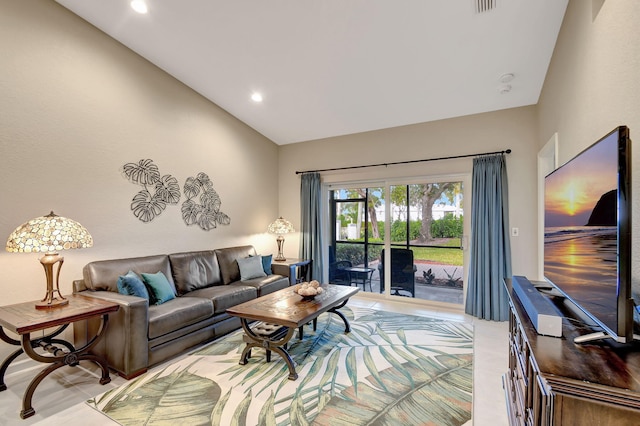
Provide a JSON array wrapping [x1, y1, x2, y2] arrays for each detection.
[[378, 248, 416, 297], [328, 247, 354, 286], [329, 260, 352, 285]]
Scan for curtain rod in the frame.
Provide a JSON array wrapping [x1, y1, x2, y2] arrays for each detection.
[[295, 149, 512, 175]]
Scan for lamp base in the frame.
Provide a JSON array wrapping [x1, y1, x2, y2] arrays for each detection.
[[37, 252, 68, 310], [275, 235, 286, 261], [35, 298, 69, 310]]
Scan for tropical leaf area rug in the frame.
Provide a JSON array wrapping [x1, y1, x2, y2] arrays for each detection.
[[88, 307, 473, 426]]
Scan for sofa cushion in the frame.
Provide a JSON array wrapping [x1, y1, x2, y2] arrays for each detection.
[[117, 270, 150, 300], [83, 255, 175, 293], [184, 283, 257, 315], [148, 297, 214, 340], [238, 256, 267, 281], [241, 274, 290, 297], [169, 250, 222, 295], [142, 272, 176, 305], [215, 246, 257, 285]]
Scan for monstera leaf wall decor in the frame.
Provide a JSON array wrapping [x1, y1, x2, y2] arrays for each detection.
[[122, 160, 230, 231], [182, 172, 231, 231], [123, 159, 181, 223]]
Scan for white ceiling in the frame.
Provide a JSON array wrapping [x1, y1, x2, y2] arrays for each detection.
[[55, 0, 568, 145]]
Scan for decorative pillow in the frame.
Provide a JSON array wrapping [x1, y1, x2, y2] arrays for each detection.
[[238, 256, 267, 281], [117, 270, 150, 300], [141, 271, 176, 305], [261, 254, 273, 275]]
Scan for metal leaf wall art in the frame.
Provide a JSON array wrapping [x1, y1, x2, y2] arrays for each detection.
[[123, 159, 180, 223], [182, 172, 231, 231], [122, 159, 230, 231]]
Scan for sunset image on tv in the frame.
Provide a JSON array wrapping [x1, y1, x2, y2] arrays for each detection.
[[545, 135, 617, 228], [544, 131, 619, 333]]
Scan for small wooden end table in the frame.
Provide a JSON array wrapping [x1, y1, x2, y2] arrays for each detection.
[[227, 284, 358, 380], [0, 294, 119, 419]]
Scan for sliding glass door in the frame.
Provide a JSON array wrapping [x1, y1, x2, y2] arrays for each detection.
[[328, 179, 465, 306]]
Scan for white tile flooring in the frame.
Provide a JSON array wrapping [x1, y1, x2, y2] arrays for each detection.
[[0, 295, 509, 425]]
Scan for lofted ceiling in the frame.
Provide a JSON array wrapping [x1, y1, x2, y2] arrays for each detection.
[[55, 0, 568, 145]]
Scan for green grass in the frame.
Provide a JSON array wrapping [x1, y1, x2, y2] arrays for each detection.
[[338, 238, 463, 266], [411, 240, 463, 266], [436, 238, 462, 247]]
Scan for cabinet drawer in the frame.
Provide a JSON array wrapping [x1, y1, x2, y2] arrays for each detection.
[[513, 372, 527, 419], [531, 373, 553, 426], [515, 342, 530, 389], [503, 373, 526, 426]]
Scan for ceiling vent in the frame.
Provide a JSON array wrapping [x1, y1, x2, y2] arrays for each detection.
[[475, 0, 496, 14]]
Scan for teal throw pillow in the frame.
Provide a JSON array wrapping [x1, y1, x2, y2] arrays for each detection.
[[117, 270, 150, 300], [238, 256, 267, 281], [261, 254, 273, 275], [141, 271, 176, 305]]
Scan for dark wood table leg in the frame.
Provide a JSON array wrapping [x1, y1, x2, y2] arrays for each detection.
[[0, 348, 22, 392], [328, 299, 352, 333], [297, 318, 318, 340], [238, 318, 299, 380], [0, 328, 22, 392], [9, 314, 112, 419]]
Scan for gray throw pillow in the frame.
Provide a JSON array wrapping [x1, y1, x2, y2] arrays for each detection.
[[238, 256, 267, 281]]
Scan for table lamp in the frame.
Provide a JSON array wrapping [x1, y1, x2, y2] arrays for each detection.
[[6, 212, 93, 309], [267, 217, 294, 261]]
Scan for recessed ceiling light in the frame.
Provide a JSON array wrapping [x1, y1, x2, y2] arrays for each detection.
[[251, 92, 263, 103], [131, 0, 148, 14], [499, 84, 512, 94], [499, 73, 515, 83]]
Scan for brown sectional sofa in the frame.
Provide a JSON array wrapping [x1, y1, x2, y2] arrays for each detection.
[[73, 245, 289, 379]]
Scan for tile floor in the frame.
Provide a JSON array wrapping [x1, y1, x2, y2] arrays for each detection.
[[0, 295, 508, 425]]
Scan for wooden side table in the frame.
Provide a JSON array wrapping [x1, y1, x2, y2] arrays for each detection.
[[0, 294, 119, 419], [271, 258, 312, 285]]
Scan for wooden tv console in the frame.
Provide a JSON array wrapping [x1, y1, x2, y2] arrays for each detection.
[[503, 278, 640, 425]]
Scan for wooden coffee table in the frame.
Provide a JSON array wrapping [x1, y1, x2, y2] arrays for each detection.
[[226, 284, 359, 380], [0, 294, 119, 419]]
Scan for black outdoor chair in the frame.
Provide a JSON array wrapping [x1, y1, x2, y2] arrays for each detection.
[[378, 248, 416, 297], [329, 260, 352, 286]]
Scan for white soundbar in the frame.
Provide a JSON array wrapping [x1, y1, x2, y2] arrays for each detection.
[[511, 275, 563, 338]]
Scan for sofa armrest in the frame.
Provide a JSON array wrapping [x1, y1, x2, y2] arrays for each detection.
[[73, 279, 87, 293], [73, 289, 150, 379]]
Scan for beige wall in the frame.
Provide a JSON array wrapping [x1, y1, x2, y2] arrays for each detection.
[[538, 0, 640, 156], [279, 106, 540, 281], [0, 0, 280, 305], [537, 0, 640, 281]]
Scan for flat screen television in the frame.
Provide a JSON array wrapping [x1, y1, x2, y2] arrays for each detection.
[[544, 125, 639, 343]]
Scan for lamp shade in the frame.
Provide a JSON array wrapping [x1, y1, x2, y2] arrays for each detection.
[[6, 212, 93, 309], [6, 211, 93, 254], [267, 217, 294, 235]]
